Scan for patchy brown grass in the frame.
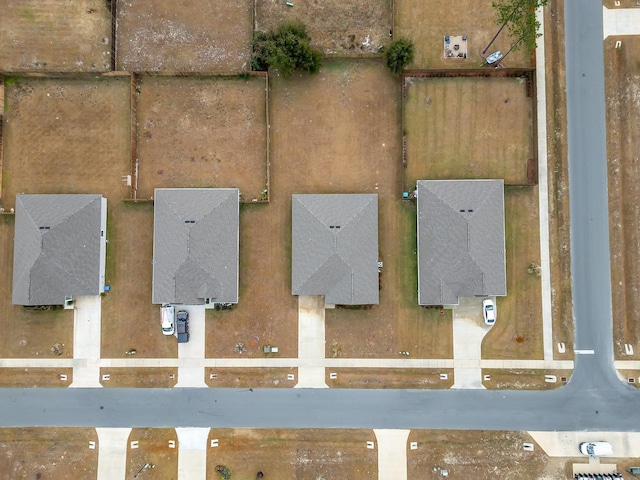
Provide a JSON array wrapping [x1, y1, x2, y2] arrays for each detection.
[[116, 0, 252, 73], [101, 202, 177, 359], [126, 429, 178, 480], [482, 369, 572, 390], [605, 35, 640, 360], [0, 367, 73, 387], [403, 76, 534, 189], [545, 0, 574, 361], [617, 370, 640, 388], [205, 367, 298, 388], [327, 368, 454, 389], [207, 429, 377, 479], [1, 76, 131, 210], [394, 0, 530, 69], [482, 187, 543, 360], [100, 367, 178, 388], [0, 428, 98, 480], [135, 75, 268, 202], [0, 0, 111, 72], [256, 0, 392, 54], [408, 430, 548, 480]]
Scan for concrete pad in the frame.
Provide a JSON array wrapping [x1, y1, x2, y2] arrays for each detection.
[[528, 431, 640, 458], [97, 427, 131, 480], [603, 6, 640, 39], [176, 428, 210, 480], [70, 295, 102, 388], [176, 305, 206, 388], [296, 295, 327, 388], [374, 429, 410, 480], [452, 297, 489, 389]]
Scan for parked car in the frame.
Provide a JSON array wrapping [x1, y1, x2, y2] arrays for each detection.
[[176, 310, 189, 343], [579, 441, 613, 457], [482, 298, 496, 325], [161, 304, 175, 336]]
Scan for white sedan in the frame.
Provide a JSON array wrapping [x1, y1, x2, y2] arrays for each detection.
[[482, 298, 496, 326]]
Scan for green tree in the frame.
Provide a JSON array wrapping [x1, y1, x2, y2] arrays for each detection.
[[488, 0, 549, 54], [384, 38, 415, 75], [252, 21, 322, 77]]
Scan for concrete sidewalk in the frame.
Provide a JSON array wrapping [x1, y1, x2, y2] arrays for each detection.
[[96, 428, 131, 480], [374, 429, 410, 480], [176, 305, 206, 388], [296, 295, 327, 388], [535, 5, 554, 362], [70, 295, 102, 388], [603, 6, 640, 38], [176, 428, 210, 480]]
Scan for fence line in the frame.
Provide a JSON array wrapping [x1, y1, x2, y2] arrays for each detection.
[[0, 75, 4, 205], [110, 0, 118, 71], [264, 71, 271, 203], [129, 73, 139, 200]]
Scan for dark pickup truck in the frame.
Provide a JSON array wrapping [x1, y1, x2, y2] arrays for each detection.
[[176, 310, 189, 343]]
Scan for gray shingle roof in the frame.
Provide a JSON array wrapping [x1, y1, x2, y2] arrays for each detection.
[[292, 194, 379, 305], [12, 194, 106, 305], [417, 180, 506, 305], [152, 188, 239, 305]]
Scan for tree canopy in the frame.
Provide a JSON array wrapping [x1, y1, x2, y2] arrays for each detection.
[[384, 38, 415, 75], [252, 21, 322, 77], [492, 0, 549, 52]]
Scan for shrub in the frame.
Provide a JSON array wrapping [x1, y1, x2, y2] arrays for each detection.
[[252, 21, 322, 77], [384, 38, 415, 75]]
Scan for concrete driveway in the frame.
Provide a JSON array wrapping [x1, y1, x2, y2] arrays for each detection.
[[176, 305, 206, 387], [452, 297, 493, 389]]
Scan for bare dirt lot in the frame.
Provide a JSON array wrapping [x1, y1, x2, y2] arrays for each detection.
[[403, 75, 534, 189], [127, 428, 178, 480], [256, 0, 391, 54], [408, 430, 554, 479], [1, 75, 131, 209], [116, 0, 252, 73], [605, 36, 640, 360], [394, 0, 530, 69], [0, 428, 98, 480], [327, 368, 455, 389], [0, 216, 75, 358], [483, 187, 544, 360], [135, 75, 268, 202], [207, 429, 377, 479], [101, 202, 177, 359], [0, 0, 111, 72]]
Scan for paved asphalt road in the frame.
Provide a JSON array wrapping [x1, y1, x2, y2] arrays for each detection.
[[0, 0, 638, 431]]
